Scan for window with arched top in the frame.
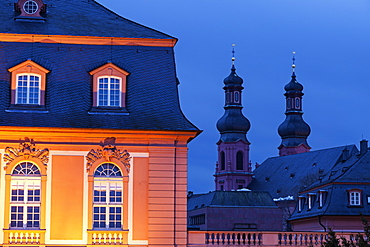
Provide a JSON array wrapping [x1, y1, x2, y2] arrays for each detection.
[[286, 98, 291, 109], [97, 76, 122, 107], [295, 97, 300, 109], [349, 189, 362, 206], [89, 63, 129, 114], [234, 92, 239, 103], [236, 151, 243, 170], [220, 151, 225, 170], [10, 162, 41, 228], [8, 60, 49, 111], [93, 163, 123, 229]]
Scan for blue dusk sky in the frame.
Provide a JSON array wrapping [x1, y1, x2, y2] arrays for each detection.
[[98, 0, 370, 193]]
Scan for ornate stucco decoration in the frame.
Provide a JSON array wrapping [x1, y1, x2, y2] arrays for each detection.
[[3, 137, 49, 170], [86, 137, 131, 173]]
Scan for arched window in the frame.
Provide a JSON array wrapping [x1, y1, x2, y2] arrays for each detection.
[[89, 63, 129, 113], [234, 92, 239, 103], [295, 97, 300, 109], [16, 74, 41, 104], [220, 151, 225, 170], [8, 60, 49, 108], [98, 76, 122, 107], [349, 190, 361, 206], [286, 98, 291, 109], [10, 162, 41, 228], [236, 151, 243, 170], [93, 163, 123, 229]]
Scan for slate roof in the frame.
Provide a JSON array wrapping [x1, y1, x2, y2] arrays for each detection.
[[248, 145, 359, 199], [289, 148, 370, 220], [188, 191, 277, 211], [0, 2, 198, 132], [1, 0, 174, 40]]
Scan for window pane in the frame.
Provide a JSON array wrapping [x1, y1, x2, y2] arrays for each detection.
[[94, 163, 122, 177], [16, 75, 40, 104], [93, 207, 106, 229], [12, 162, 40, 175], [108, 207, 122, 229], [10, 206, 24, 228]]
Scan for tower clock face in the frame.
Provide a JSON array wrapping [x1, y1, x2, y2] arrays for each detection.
[[24, 0, 38, 14]]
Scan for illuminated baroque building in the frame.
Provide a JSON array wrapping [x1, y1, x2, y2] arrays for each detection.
[[0, 0, 199, 247]]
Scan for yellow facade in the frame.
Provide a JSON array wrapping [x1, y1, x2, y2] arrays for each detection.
[[0, 127, 197, 247]]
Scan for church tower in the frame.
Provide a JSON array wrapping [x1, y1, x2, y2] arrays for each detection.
[[214, 48, 252, 191], [278, 54, 311, 156]]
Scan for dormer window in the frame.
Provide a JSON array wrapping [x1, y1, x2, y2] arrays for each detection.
[[24, 0, 38, 14], [7, 60, 49, 112], [348, 189, 362, 206], [89, 63, 129, 115], [15, 0, 46, 21], [298, 196, 305, 212]]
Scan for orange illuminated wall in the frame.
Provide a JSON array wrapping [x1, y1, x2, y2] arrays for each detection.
[[50, 155, 84, 240], [132, 157, 149, 240]]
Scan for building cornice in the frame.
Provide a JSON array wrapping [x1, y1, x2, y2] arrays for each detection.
[[0, 33, 177, 47]]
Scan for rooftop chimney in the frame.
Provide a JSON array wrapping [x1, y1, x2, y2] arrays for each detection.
[[341, 147, 350, 162], [360, 139, 368, 155]]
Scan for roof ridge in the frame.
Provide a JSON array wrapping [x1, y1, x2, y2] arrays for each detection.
[[92, 0, 176, 40]]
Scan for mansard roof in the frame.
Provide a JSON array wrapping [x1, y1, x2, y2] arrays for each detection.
[[290, 149, 370, 220], [0, 0, 197, 132], [0, 42, 198, 131], [188, 191, 277, 211], [0, 0, 174, 40], [248, 145, 359, 200]]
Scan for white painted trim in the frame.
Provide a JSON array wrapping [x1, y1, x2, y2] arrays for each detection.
[[128, 153, 149, 245]]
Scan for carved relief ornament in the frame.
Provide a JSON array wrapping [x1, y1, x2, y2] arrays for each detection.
[[3, 137, 49, 170], [86, 137, 131, 173]]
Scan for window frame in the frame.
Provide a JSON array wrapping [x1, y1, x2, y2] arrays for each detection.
[[9, 162, 42, 229], [15, 73, 41, 105], [93, 163, 124, 230], [89, 63, 129, 114], [97, 76, 122, 107], [348, 189, 362, 206], [8, 60, 49, 110], [23, 0, 39, 14]]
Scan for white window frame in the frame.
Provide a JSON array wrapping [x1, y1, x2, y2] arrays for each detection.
[[97, 76, 122, 107], [23, 0, 38, 14], [16, 73, 41, 105], [350, 191, 361, 206], [10, 176, 41, 229], [93, 163, 123, 230], [298, 197, 305, 212]]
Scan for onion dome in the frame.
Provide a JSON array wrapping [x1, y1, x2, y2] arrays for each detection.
[[278, 53, 311, 156], [216, 62, 250, 143], [217, 108, 251, 142], [284, 72, 303, 92], [278, 114, 311, 140], [223, 64, 243, 86]]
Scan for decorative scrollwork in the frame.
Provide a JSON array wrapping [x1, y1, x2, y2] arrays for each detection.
[[3, 137, 49, 170], [86, 137, 131, 173]]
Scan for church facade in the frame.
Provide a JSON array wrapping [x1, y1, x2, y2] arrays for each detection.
[[0, 0, 199, 247]]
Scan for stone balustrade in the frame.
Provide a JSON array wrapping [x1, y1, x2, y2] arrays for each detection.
[[5, 230, 44, 244], [188, 230, 359, 247]]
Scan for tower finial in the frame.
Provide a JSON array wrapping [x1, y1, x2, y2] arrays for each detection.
[[232, 44, 236, 65], [292, 51, 296, 72]]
